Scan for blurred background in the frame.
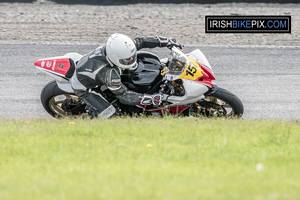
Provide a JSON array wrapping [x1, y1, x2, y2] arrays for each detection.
[[0, 0, 298, 46]]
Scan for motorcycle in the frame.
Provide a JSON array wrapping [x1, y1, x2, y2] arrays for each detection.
[[34, 46, 244, 118]]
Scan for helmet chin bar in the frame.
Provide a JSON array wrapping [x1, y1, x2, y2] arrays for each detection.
[[118, 60, 137, 70], [106, 55, 137, 70], [129, 62, 138, 71]]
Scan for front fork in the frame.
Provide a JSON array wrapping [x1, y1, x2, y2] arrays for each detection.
[[204, 84, 219, 96]]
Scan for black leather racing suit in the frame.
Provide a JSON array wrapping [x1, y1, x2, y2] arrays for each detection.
[[70, 36, 169, 118]]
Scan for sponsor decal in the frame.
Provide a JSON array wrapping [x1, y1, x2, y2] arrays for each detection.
[[52, 60, 56, 71], [46, 61, 52, 68], [165, 75, 180, 81], [78, 66, 104, 80], [205, 16, 291, 33], [59, 63, 64, 69], [35, 58, 72, 78]]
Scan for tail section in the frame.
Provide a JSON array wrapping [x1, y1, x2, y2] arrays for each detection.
[[34, 57, 75, 81]]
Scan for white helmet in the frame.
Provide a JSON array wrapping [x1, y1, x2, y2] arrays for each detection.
[[106, 33, 137, 70]]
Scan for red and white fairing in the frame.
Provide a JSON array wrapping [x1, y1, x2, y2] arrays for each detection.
[[161, 48, 216, 106], [34, 57, 73, 79], [34, 53, 83, 93]]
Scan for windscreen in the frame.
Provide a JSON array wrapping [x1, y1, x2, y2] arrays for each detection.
[[167, 50, 188, 75]]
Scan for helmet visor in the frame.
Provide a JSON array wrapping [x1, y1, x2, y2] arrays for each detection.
[[119, 53, 137, 65]]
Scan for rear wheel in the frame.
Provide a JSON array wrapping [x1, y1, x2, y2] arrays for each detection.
[[189, 87, 244, 118], [41, 81, 87, 118]]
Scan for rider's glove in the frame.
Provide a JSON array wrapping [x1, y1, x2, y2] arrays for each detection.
[[152, 94, 163, 106], [166, 37, 183, 49], [140, 94, 163, 106]]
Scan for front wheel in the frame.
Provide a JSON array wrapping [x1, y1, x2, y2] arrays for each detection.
[[41, 81, 87, 118], [190, 87, 244, 118]]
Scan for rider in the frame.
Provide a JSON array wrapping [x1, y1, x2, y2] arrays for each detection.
[[70, 33, 181, 118]]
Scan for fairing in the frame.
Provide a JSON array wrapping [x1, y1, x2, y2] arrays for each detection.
[[165, 47, 215, 88], [35, 57, 75, 80], [34, 53, 83, 93]]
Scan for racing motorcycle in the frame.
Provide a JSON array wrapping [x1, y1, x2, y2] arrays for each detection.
[[34, 46, 244, 118]]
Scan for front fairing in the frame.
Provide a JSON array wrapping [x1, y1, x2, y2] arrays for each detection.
[[187, 49, 213, 72], [165, 47, 215, 87]]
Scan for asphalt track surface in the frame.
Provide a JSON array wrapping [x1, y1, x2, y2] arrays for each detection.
[[0, 44, 299, 120]]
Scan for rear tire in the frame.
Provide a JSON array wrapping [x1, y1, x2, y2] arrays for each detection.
[[41, 81, 86, 118]]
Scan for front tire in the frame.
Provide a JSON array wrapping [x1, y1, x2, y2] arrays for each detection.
[[191, 87, 244, 118]]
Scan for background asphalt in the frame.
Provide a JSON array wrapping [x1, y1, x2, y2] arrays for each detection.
[[0, 44, 299, 120]]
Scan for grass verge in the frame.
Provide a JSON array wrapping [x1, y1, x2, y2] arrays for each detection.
[[0, 118, 299, 200]]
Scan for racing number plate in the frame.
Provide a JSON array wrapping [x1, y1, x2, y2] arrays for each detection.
[[179, 57, 203, 81]]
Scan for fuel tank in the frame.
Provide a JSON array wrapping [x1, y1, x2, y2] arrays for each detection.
[[121, 51, 163, 94]]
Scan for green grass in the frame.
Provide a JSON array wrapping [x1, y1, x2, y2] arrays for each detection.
[[0, 118, 299, 200]]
